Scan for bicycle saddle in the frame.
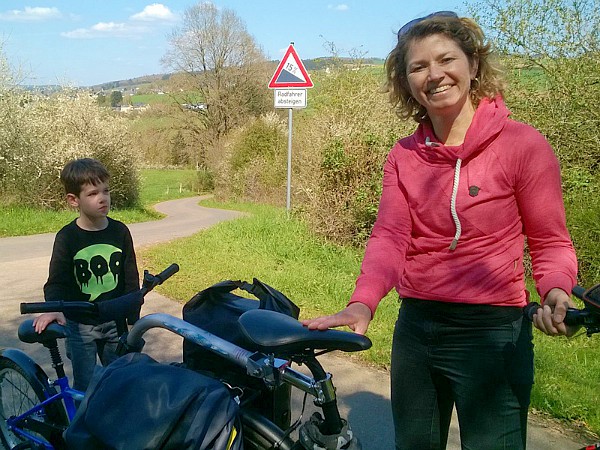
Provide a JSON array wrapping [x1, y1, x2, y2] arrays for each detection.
[[18, 319, 69, 344], [238, 309, 372, 354]]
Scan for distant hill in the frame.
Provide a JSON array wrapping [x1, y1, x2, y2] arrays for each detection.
[[88, 73, 171, 92], [302, 57, 385, 70], [87, 57, 385, 91]]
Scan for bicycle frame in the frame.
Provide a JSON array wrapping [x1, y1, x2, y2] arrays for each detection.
[[121, 309, 370, 441], [124, 313, 338, 407], [6, 374, 83, 448]]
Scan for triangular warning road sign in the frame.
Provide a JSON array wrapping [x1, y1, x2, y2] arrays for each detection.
[[268, 44, 314, 89]]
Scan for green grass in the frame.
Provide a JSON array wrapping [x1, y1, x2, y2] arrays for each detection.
[[0, 168, 200, 237], [0, 205, 79, 236], [531, 331, 600, 435], [139, 168, 202, 204], [138, 200, 600, 438], [130, 92, 204, 105]]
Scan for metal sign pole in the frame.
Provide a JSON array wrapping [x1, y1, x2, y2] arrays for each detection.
[[287, 107, 293, 212], [268, 42, 312, 214]]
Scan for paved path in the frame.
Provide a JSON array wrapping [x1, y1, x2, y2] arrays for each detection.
[[0, 196, 588, 449]]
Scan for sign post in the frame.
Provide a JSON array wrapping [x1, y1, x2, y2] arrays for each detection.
[[268, 43, 313, 212]]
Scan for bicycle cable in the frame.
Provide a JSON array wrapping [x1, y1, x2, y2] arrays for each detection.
[[273, 391, 309, 449]]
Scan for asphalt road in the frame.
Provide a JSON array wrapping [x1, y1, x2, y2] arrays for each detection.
[[0, 196, 589, 449]]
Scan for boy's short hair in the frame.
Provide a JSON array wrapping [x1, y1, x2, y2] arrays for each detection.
[[60, 158, 110, 196]]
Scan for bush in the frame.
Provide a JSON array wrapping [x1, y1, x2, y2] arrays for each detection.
[[0, 45, 140, 210], [193, 167, 215, 192], [0, 88, 140, 209], [293, 66, 411, 245], [216, 113, 288, 205]]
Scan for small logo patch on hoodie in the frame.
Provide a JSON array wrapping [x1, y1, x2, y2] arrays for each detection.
[[469, 186, 480, 197]]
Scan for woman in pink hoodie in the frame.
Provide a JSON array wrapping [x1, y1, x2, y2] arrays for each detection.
[[303, 12, 578, 450]]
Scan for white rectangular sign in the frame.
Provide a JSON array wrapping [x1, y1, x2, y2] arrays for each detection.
[[274, 89, 307, 109]]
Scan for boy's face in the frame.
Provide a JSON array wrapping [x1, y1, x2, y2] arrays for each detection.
[[67, 181, 111, 221]]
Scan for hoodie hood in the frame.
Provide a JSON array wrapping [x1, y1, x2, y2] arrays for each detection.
[[412, 96, 511, 163]]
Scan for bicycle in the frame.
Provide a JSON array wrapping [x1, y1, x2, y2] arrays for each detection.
[[0, 264, 179, 450], [524, 281, 600, 450], [2, 264, 373, 449]]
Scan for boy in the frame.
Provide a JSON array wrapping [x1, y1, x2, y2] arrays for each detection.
[[33, 158, 139, 391]]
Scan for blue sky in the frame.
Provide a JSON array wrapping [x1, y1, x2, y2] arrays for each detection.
[[1, 1, 464, 87]]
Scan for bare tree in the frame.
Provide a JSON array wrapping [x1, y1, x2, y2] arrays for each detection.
[[161, 2, 271, 143]]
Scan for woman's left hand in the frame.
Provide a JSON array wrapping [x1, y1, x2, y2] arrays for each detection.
[[532, 288, 579, 337]]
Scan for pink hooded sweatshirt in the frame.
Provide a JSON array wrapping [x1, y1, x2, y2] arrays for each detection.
[[350, 96, 577, 317]]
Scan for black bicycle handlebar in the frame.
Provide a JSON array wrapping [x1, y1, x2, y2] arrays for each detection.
[[19, 301, 74, 315], [572, 285, 586, 299], [19, 264, 179, 324], [142, 263, 179, 293], [523, 302, 591, 326]]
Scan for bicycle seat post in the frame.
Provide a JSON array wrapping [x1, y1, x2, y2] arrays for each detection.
[[43, 339, 66, 379]]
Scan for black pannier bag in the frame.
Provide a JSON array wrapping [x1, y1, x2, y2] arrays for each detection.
[[182, 278, 300, 430], [64, 352, 242, 450]]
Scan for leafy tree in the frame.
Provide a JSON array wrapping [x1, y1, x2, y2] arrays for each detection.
[[110, 90, 123, 107], [161, 2, 271, 143], [96, 92, 107, 106]]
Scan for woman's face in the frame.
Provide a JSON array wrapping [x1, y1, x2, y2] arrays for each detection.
[[405, 33, 477, 119]]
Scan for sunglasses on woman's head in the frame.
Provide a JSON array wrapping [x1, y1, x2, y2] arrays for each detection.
[[397, 11, 458, 39]]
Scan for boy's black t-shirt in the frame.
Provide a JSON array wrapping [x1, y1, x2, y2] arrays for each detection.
[[44, 217, 139, 317]]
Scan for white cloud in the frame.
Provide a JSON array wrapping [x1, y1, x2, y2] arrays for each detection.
[[327, 4, 349, 11], [61, 22, 149, 39], [0, 6, 62, 21], [130, 3, 176, 21], [60, 3, 175, 40]]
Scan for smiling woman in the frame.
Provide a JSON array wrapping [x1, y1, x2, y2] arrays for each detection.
[[302, 12, 579, 450]]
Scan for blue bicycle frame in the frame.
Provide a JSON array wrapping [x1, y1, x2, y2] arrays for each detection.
[[6, 373, 83, 448]]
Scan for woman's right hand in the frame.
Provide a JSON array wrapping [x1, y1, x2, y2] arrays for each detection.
[[533, 288, 579, 337], [301, 302, 372, 335]]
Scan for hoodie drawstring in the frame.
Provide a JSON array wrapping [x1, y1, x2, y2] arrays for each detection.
[[449, 158, 462, 250]]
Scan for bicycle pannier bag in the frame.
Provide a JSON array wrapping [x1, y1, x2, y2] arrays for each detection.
[[64, 352, 243, 450], [182, 278, 300, 430], [182, 278, 300, 376]]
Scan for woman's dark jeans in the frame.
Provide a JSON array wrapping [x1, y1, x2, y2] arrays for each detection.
[[391, 301, 534, 450]]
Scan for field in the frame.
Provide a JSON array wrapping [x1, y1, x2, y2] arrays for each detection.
[[130, 92, 204, 106]]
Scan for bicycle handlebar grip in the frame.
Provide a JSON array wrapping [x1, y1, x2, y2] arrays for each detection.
[[523, 302, 584, 326], [156, 263, 179, 284], [523, 302, 541, 321], [20, 301, 65, 314]]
